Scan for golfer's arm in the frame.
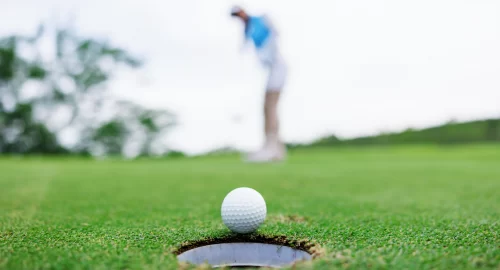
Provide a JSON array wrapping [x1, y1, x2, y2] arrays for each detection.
[[240, 38, 250, 53]]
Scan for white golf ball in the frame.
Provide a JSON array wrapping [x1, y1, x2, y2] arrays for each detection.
[[221, 187, 267, 234]]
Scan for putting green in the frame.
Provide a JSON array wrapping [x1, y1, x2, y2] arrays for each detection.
[[1, 145, 499, 269]]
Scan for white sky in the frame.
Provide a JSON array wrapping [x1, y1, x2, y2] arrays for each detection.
[[2, 0, 500, 154]]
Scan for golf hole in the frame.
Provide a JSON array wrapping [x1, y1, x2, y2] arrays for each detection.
[[177, 242, 312, 268]]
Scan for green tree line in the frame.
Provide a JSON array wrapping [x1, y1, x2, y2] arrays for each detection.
[[289, 119, 500, 149]]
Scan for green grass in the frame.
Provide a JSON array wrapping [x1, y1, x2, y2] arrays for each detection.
[[1, 145, 499, 269]]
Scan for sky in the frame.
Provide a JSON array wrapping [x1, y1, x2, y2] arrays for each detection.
[[2, 0, 500, 154]]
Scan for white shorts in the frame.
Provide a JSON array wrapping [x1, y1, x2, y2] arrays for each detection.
[[266, 54, 288, 92], [256, 39, 288, 92]]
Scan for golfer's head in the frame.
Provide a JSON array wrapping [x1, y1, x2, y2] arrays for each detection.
[[230, 6, 248, 20]]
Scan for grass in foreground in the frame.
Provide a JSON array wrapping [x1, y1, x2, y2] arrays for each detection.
[[0, 145, 499, 269]]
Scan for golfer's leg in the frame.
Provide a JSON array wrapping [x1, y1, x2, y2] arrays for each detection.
[[263, 55, 287, 159], [246, 55, 287, 162], [264, 91, 281, 145]]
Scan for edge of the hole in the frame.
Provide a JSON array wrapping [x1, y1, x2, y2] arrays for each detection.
[[173, 234, 323, 258]]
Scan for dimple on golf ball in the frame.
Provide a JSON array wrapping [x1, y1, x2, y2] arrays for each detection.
[[221, 187, 267, 234]]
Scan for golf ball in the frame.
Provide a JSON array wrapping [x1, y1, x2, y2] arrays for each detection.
[[221, 187, 267, 234]]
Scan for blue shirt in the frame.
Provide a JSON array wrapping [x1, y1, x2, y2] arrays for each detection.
[[245, 16, 272, 49]]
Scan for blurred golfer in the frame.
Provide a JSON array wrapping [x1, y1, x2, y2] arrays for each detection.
[[231, 6, 288, 162]]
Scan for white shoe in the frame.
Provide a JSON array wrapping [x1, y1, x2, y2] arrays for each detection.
[[245, 144, 286, 163]]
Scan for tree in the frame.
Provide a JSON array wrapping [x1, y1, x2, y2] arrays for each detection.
[[0, 26, 176, 156]]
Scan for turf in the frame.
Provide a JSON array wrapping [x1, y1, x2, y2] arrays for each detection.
[[1, 145, 499, 269]]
